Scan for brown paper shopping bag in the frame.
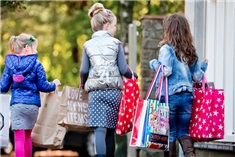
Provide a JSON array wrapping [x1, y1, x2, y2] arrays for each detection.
[[32, 92, 66, 149], [58, 86, 92, 131]]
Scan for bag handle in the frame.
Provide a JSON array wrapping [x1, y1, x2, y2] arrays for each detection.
[[145, 65, 162, 99], [131, 70, 134, 79], [202, 74, 210, 93], [157, 74, 168, 103], [145, 65, 168, 103], [122, 70, 136, 82]]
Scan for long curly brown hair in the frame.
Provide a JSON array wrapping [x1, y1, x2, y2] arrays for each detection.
[[159, 13, 198, 66]]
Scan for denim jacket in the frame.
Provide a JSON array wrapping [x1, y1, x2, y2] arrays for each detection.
[[149, 44, 207, 96]]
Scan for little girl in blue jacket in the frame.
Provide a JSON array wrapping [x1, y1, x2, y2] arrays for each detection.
[[0, 33, 61, 157]]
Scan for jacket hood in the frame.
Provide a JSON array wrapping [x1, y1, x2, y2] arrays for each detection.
[[5, 53, 38, 75]]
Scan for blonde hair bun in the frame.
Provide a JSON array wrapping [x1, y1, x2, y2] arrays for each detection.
[[88, 3, 105, 18]]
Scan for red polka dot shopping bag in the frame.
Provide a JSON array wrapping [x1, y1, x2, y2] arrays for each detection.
[[116, 76, 140, 136], [189, 76, 224, 141]]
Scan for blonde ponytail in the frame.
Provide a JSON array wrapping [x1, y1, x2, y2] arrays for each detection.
[[9, 33, 38, 54]]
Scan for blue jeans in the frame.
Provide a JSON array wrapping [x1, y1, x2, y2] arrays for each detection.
[[161, 92, 193, 142]]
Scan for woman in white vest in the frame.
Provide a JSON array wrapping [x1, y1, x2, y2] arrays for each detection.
[[80, 3, 138, 157]]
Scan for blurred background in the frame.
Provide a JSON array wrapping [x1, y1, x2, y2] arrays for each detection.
[[1, 0, 184, 89]]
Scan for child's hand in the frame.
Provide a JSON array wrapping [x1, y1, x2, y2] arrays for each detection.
[[201, 59, 208, 72], [134, 72, 138, 79], [53, 79, 61, 86], [202, 58, 208, 64]]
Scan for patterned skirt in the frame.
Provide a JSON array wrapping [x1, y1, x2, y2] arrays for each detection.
[[88, 89, 122, 129], [10, 104, 39, 130]]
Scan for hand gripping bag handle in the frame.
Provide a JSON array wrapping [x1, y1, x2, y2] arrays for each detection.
[[145, 65, 168, 103]]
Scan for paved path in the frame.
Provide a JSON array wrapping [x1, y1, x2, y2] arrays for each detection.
[[1, 150, 79, 157]]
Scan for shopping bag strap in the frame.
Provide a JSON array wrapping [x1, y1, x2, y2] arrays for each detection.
[[145, 65, 168, 103], [145, 65, 162, 100], [202, 74, 210, 93], [122, 70, 135, 82], [157, 74, 168, 103], [131, 70, 134, 79]]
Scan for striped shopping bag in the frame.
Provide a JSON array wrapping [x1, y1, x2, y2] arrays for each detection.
[[130, 65, 169, 151]]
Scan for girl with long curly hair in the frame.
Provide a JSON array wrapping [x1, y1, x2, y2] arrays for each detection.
[[149, 13, 208, 157]]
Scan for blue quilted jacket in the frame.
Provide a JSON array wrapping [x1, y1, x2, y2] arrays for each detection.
[[0, 53, 56, 106]]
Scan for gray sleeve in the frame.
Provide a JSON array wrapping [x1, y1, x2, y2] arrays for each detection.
[[80, 49, 90, 88], [118, 44, 137, 79]]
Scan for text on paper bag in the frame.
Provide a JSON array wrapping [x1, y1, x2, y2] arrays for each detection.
[[66, 88, 88, 125]]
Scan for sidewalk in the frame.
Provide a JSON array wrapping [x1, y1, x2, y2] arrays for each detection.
[[34, 150, 78, 157], [1, 150, 78, 157]]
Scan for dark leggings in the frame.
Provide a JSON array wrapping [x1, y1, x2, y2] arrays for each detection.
[[94, 127, 115, 157]]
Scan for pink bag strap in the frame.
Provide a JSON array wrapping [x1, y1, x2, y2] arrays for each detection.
[[163, 76, 169, 103], [145, 65, 162, 99], [145, 65, 168, 104]]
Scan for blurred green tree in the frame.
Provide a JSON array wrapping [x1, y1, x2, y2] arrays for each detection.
[[1, 0, 184, 89]]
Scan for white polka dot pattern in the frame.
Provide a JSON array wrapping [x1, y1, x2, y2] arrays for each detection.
[[116, 78, 140, 136], [88, 89, 122, 129]]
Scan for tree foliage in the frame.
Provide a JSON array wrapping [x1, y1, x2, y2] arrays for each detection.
[[0, 0, 184, 90], [1, 0, 26, 14]]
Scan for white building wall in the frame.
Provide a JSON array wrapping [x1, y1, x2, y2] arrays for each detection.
[[185, 0, 235, 142]]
